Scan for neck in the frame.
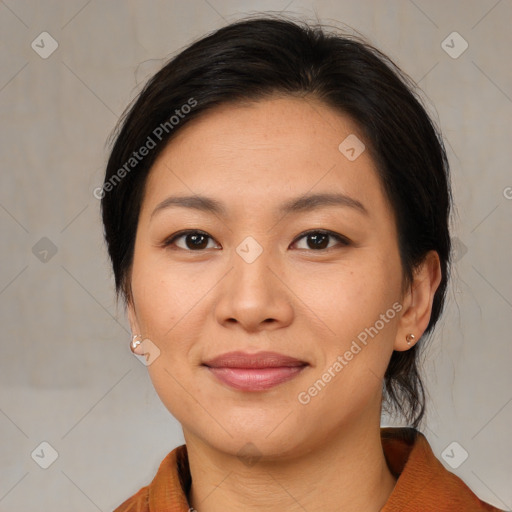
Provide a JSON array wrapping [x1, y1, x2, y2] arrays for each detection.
[[184, 417, 396, 512]]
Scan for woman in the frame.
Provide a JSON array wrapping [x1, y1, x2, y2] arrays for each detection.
[[101, 16, 504, 512]]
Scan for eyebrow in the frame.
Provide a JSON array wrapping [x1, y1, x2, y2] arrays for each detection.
[[150, 192, 368, 219]]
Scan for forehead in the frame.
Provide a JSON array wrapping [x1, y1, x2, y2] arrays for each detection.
[[141, 96, 389, 219]]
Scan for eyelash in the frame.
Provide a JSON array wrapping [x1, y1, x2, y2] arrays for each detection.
[[161, 229, 351, 252]]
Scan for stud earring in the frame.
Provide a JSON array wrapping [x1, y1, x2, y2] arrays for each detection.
[[131, 334, 142, 353], [406, 333, 416, 346]]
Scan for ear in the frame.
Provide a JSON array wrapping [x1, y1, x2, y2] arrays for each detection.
[[124, 279, 139, 334], [394, 250, 442, 351], [127, 297, 145, 356], [127, 299, 141, 335]]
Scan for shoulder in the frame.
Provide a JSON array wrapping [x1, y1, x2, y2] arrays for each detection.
[[112, 445, 190, 512], [112, 486, 149, 512], [381, 427, 506, 512]]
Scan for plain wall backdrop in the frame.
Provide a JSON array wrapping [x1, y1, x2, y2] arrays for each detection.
[[0, 0, 511, 510]]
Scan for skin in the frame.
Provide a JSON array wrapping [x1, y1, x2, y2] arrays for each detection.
[[127, 95, 442, 512]]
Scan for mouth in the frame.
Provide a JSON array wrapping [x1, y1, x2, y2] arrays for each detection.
[[202, 351, 309, 391]]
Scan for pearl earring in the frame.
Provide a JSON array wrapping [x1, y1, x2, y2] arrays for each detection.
[[131, 334, 142, 353], [406, 333, 416, 346]]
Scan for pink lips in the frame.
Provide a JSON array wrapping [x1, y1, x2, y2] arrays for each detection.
[[203, 351, 308, 391]]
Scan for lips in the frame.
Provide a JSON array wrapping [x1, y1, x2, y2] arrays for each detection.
[[203, 351, 307, 369], [203, 351, 308, 391]]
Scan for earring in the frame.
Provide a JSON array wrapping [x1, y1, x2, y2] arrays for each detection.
[[406, 333, 416, 346], [131, 334, 142, 353]]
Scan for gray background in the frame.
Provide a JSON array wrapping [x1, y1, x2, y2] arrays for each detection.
[[0, 0, 511, 510]]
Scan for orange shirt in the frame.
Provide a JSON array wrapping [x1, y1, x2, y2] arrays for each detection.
[[113, 428, 505, 511]]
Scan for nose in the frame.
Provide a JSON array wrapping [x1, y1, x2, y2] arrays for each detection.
[[214, 246, 294, 333]]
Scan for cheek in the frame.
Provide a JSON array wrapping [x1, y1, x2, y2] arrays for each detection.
[[130, 254, 206, 420], [295, 267, 399, 423], [298, 251, 402, 392], [297, 254, 402, 334], [130, 248, 201, 335]]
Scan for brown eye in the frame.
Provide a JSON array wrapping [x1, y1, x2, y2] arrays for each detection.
[[164, 230, 219, 251], [292, 230, 350, 251]]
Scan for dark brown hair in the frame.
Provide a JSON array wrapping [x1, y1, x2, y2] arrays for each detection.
[[101, 16, 451, 428]]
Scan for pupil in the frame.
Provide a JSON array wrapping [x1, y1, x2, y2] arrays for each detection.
[[309, 233, 328, 249], [187, 233, 207, 250]]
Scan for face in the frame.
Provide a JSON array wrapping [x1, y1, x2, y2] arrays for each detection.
[[127, 96, 416, 459]]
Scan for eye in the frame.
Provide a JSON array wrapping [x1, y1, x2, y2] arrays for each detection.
[[291, 230, 350, 251], [163, 230, 220, 251], [162, 229, 350, 252]]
